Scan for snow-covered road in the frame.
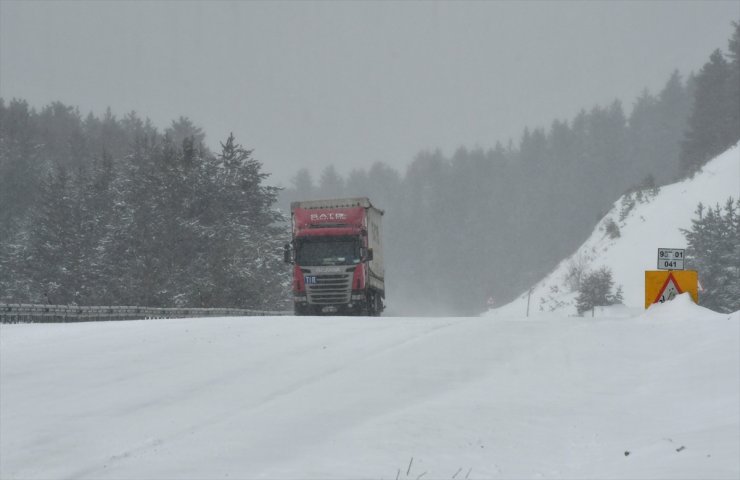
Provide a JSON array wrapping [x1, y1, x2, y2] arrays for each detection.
[[1, 296, 738, 479]]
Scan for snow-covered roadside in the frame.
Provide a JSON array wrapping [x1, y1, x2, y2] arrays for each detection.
[[1, 300, 738, 479]]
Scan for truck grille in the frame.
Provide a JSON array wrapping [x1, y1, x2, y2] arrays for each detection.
[[306, 273, 352, 305]]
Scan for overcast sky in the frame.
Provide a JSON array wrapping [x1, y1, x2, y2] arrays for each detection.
[[1, 1, 738, 184]]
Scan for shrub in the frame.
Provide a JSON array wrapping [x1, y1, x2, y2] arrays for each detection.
[[576, 266, 624, 315], [605, 218, 620, 239]]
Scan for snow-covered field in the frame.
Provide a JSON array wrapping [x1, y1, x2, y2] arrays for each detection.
[[1, 296, 738, 479], [492, 144, 740, 317]]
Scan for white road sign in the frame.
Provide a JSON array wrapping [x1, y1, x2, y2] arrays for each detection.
[[657, 248, 685, 270]]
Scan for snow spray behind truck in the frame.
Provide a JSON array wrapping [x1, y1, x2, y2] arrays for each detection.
[[284, 198, 385, 316]]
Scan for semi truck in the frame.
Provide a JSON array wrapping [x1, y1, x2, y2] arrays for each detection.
[[284, 197, 385, 316]]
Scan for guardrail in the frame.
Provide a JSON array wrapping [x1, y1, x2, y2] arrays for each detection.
[[0, 304, 292, 323]]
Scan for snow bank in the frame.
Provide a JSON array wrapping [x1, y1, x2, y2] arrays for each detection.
[[641, 292, 731, 321]]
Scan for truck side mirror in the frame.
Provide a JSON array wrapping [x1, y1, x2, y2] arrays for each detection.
[[283, 243, 292, 264], [365, 248, 374, 262]]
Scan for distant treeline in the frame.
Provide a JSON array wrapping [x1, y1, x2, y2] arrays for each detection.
[[0, 109, 288, 309], [1, 23, 737, 313], [279, 23, 740, 314]]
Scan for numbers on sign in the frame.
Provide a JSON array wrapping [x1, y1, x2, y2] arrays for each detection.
[[657, 249, 685, 270]]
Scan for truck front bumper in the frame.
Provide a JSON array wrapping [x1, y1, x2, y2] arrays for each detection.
[[293, 292, 367, 316]]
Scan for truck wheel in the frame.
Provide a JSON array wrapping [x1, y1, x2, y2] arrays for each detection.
[[365, 292, 382, 317], [373, 293, 383, 317]]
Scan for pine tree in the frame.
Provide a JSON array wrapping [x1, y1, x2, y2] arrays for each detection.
[[0, 99, 42, 241], [627, 89, 660, 182], [0, 102, 40, 301], [726, 22, 740, 151], [290, 168, 315, 200], [79, 151, 118, 304], [625, 71, 692, 186], [196, 133, 287, 309], [344, 168, 370, 197], [575, 267, 623, 315], [366, 162, 401, 206], [682, 199, 740, 313], [680, 49, 734, 174], [104, 134, 168, 306], [655, 70, 692, 183], [165, 117, 206, 151], [25, 166, 78, 304], [318, 165, 345, 198]]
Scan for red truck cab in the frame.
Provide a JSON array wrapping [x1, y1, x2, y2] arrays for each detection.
[[285, 198, 384, 316]]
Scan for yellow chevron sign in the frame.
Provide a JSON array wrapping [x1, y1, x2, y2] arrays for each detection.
[[645, 270, 698, 309]]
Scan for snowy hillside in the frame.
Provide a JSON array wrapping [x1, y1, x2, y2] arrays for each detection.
[[490, 144, 740, 317], [1, 300, 738, 479]]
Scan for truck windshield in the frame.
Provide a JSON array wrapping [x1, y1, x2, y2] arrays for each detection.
[[295, 237, 360, 266]]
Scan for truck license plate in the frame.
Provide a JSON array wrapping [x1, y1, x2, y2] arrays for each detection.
[[304, 275, 317, 284]]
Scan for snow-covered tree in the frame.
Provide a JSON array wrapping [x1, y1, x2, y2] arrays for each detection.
[[682, 199, 740, 313]]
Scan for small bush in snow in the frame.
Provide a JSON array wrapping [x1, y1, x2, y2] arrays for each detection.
[[604, 218, 621, 239], [576, 266, 624, 315]]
